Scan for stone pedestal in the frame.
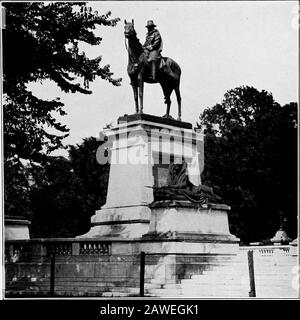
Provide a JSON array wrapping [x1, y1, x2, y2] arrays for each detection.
[[290, 237, 298, 245], [5, 216, 30, 240], [80, 113, 204, 239], [271, 230, 292, 245], [271, 212, 292, 245], [146, 202, 235, 239], [78, 113, 239, 285]]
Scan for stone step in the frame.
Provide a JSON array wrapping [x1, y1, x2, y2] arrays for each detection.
[[255, 283, 295, 289], [188, 275, 293, 284], [255, 290, 298, 298], [101, 292, 134, 297], [192, 272, 248, 279], [162, 283, 184, 289], [253, 266, 296, 270], [180, 289, 249, 297], [254, 273, 295, 278], [200, 267, 295, 276], [236, 260, 297, 265], [181, 283, 249, 289], [181, 282, 248, 289], [197, 273, 293, 281], [145, 283, 163, 289], [181, 281, 292, 290], [181, 285, 296, 297], [173, 280, 294, 289], [146, 287, 249, 298], [150, 278, 167, 285], [145, 288, 184, 296], [209, 261, 296, 267], [249, 262, 297, 267]]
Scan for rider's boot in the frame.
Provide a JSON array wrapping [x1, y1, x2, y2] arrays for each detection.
[[151, 60, 157, 81]]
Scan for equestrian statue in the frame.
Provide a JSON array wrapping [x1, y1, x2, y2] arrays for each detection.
[[124, 19, 182, 120]]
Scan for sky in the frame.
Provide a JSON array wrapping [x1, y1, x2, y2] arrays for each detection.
[[27, 1, 299, 157]]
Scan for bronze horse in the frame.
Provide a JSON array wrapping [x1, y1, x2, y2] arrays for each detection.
[[124, 20, 182, 120]]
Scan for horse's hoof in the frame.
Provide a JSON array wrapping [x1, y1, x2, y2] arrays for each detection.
[[162, 114, 174, 120]]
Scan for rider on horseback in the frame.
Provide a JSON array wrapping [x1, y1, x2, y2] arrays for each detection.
[[143, 20, 162, 81]]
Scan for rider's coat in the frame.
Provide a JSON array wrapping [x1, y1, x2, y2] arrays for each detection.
[[143, 29, 162, 61]]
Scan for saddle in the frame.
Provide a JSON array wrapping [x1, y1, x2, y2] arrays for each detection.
[[159, 57, 167, 69]]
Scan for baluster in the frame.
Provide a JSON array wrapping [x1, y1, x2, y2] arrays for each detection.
[[100, 243, 105, 254]]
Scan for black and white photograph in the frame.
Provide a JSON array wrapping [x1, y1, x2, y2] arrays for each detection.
[[1, 0, 299, 302]]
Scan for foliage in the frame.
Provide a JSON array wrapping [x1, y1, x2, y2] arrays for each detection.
[[4, 158, 32, 219], [3, 2, 121, 162], [198, 86, 297, 243], [3, 2, 120, 218], [29, 138, 110, 238]]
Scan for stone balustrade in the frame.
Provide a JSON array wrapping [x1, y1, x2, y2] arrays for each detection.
[[239, 244, 297, 257], [5, 238, 112, 262], [5, 240, 298, 297]]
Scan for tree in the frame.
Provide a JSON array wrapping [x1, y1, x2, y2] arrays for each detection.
[[68, 137, 110, 211], [4, 158, 32, 219], [198, 86, 297, 243], [29, 138, 110, 238], [3, 2, 121, 162], [29, 156, 82, 237], [3, 2, 120, 217]]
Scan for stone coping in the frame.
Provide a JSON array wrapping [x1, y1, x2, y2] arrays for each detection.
[[5, 238, 111, 243], [5, 215, 27, 219], [118, 113, 192, 129], [6, 238, 296, 249], [5, 218, 31, 226], [239, 244, 296, 250], [149, 200, 230, 210], [92, 219, 150, 226], [5, 235, 238, 244]]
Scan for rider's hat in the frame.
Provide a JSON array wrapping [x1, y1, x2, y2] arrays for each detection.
[[146, 20, 156, 28]]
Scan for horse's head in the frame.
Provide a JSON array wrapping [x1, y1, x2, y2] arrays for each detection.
[[124, 19, 136, 39]]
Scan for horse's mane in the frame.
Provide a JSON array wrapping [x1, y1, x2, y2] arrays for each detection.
[[127, 30, 144, 58]]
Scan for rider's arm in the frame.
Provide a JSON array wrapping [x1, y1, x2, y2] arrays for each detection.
[[151, 31, 162, 50]]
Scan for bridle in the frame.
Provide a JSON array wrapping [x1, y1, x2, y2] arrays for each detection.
[[124, 29, 141, 66]]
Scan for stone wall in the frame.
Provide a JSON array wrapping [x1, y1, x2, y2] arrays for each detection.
[[5, 239, 141, 297], [5, 239, 299, 298]]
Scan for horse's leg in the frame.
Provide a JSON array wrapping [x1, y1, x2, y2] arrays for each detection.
[[131, 82, 139, 113], [175, 85, 182, 121], [165, 88, 173, 118], [160, 82, 172, 118], [138, 76, 144, 113], [166, 98, 171, 116]]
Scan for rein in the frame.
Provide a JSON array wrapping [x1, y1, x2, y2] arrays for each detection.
[[125, 36, 140, 66]]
